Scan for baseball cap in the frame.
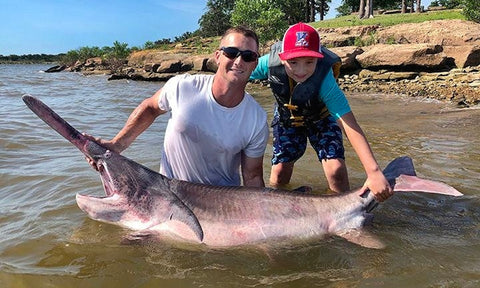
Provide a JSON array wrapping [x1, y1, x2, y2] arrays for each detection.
[[279, 22, 324, 60]]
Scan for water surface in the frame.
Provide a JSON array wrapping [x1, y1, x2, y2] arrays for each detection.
[[1, 64, 479, 287]]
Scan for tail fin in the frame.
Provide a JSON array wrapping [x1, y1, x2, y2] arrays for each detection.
[[383, 156, 416, 179], [393, 174, 463, 196], [383, 156, 462, 196]]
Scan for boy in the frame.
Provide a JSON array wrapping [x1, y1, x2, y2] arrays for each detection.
[[250, 22, 392, 201]]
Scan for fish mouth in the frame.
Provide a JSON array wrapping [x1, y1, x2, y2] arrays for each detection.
[[75, 162, 116, 204], [97, 162, 116, 197]]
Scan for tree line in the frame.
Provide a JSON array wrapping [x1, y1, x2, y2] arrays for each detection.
[[2, 0, 477, 64], [0, 54, 61, 63]]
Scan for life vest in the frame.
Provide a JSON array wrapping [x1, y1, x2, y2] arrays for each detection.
[[268, 41, 341, 127]]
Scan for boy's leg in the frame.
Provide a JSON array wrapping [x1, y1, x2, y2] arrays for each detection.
[[309, 116, 350, 193], [269, 162, 295, 187], [322, 158, 350, 193], [270, 108, 306, 187]]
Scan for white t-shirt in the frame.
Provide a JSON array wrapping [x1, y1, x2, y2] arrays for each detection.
[[158, 74, 269, 186]]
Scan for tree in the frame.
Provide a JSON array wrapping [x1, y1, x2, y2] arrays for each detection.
[[359, 0, 373, 18], [464, 0, 480, 23], [230, 0, 288, 44], [276, 0, 305, 24], [198, 0, 235, 37], [359, 0, 366, 18], [416, 0, 422, 12], [318, 0, 332, 21], [303, 0, 332, 21], [338, 0, 408, 17], [437, 0, 463, 9], [337, 0, 360, 17]]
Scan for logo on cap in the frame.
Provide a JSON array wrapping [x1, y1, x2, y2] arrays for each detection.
[[295, 32, 309, 48]]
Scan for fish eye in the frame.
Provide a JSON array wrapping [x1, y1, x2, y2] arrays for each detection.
[[105, 150, 112, 159]]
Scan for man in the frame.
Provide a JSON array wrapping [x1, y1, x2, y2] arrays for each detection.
[[87, 26, 269, 187], [250, 22, 392, 201]]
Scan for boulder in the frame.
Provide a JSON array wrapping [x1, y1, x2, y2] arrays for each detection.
[[442, 45, 480, 68], [44, 65, 66, 73], [330, 46, 364, 73], [375, 20, 480, 46], [84, 57, 103, 67], [154, 59, 183, 73], [356, 44, 455, 71], [318, 25, 379, 47]]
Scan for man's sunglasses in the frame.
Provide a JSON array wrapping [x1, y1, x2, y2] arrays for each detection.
[[220, 47, 258, 62]]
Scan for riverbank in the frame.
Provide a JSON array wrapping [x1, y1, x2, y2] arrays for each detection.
[[338, 65, 480, 107], [50, 19, 480, 107]]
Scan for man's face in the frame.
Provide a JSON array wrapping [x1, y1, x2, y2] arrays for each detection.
[[215, 32, 258, 84], [282, 57, 318, 83]]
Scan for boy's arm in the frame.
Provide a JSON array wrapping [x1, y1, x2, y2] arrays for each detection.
[[249, 54, 270, 80], [337, 112, 393, 202]]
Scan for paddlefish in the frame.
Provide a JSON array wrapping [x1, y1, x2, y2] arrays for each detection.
[[22, 95, 463, 248]]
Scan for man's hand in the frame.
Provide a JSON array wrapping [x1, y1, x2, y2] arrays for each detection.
[[82, 133, 120, 171]]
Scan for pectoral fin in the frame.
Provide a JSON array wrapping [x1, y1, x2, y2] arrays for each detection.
[[337, 229, 386, 249], [169, 200, 204, 242]]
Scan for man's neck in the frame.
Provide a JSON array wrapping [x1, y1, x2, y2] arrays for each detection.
[[211, 76, 246, 108]]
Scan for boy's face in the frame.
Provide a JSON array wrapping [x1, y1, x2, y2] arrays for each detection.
[[281, 57, 318, 83]]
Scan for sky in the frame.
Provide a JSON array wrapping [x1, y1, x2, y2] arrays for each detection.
[[1, 0, 433, 56]]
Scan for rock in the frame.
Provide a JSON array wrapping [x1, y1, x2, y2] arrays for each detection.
[[340, 65, 480, 107], [375, 20, 480, 46], [154, 59, 183, 73], [204, 57, 218, 73], [318, 25, 379, 47], [356, 44, 454, 71], [85, 57, 103, 67], [442, 45, 480, 68], [44, 65, 66, 73], [358, 69, 419, 81], [190, 55, 209, 71], [330, 46, 364, 73]]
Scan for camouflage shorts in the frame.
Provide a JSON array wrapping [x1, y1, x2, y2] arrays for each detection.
[[271, 108, 345, 165]]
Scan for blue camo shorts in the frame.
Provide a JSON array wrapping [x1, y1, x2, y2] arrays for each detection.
[[271, 108, 345, 165]]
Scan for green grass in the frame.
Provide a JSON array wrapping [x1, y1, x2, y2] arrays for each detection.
[[311, 9, 466, 29]]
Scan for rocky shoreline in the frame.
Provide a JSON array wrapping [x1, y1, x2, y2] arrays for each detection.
[[338, 65, 480, 107], [51, 19, 480, 107]]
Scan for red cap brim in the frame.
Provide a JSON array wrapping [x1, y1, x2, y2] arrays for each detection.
[[279, 50, 324, 60]]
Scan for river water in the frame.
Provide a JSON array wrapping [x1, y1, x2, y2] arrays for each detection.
[[1, 64, 479, 287]]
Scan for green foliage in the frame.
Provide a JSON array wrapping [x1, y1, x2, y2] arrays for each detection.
[[353, 31, 379, 46], [0, 53, 60, 63], [276, 0, 307, 23], [437, 0, 464, 9], [231, 0, 288, 44], [174, 31, 201, 43], [59, 41, 132, 68], [198, 0, 235, 37], [463, 0, 480, 23], [143, 39, 172, 50], [313, 8, 466, 28], [60, 46, 102, 66]]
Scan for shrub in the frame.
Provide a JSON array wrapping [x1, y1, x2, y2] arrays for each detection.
[[463, 0, 480, 23]]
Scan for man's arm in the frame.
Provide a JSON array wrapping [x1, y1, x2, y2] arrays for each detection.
[[108, 89, 165, 153], [241, 153, 265, 188], [85, 89, 165, 170]]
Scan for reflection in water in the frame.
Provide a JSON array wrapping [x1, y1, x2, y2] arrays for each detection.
[[0, 65, 479, 287]]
